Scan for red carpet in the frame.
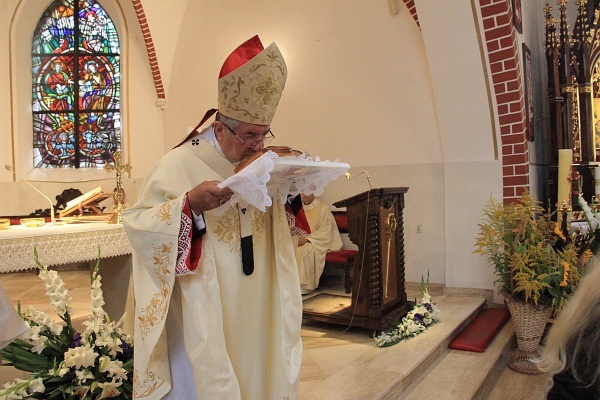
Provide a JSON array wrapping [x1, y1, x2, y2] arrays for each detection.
[[448, 308, 510, 353]]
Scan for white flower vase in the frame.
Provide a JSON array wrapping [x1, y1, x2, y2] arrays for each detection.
[[505, 296, 552, 375]]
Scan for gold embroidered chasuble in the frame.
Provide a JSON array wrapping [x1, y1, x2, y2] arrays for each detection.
[[122, 136, 303, 399]]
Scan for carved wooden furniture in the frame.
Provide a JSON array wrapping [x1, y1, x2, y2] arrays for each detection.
[[302, 187, 413, 331], [544, 1, 600, 211]]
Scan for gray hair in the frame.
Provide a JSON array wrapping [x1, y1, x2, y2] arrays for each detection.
[[215, 112, 242, 130]]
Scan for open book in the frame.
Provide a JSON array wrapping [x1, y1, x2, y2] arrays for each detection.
[[59, 187, 114, 218]]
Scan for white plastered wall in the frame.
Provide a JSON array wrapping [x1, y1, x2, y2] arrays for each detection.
[[2, 0, 554, 298]]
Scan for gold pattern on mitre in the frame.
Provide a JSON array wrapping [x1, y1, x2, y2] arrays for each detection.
[[218, 42, 287, 125]]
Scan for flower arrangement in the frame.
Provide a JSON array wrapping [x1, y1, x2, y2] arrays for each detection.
[[576, 192, 600, 256], [0, 249, 133, 399], [374, 273, 441, 348], [473, 190, 585, 313]]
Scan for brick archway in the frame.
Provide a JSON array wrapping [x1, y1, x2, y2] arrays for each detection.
[[132, 0, 166, 102]]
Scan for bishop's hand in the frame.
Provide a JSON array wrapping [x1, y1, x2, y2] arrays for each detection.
[[188, 181, 233, 214]]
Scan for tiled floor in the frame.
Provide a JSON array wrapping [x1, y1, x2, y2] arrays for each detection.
[[1, 269, 550, 399]]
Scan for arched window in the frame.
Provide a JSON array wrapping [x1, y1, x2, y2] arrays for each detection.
[[31, 0, 120, 169]]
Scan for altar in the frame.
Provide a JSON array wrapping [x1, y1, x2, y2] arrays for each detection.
[[0, 222, 132, 272], [0, 222, 133, 328]]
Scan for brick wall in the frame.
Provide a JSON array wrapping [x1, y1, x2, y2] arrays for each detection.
[[479, 0, 528, 203]]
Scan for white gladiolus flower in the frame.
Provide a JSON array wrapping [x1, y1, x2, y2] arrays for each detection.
[[2, 257, 134, 399], [0, 380, 24, 400], [39, 266, 73, 316], [6, 379, 29, 398], [64, 346, 98, 369], [82, 317, 102, 335], [90, 275, 105, 309], [579, 194, 600, 231], [75, 369, 95, 383], [22, 308, 63, 336], [21, 325, 41, 342], [57, 363, 70, 377], [28, 378, 45, 393], [30, 335, 49, 354]]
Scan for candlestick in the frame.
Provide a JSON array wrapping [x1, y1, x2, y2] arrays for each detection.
[[104, 151, 132, 224]]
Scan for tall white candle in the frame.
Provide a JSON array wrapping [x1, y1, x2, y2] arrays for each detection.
[[557, 149, 573, 208]]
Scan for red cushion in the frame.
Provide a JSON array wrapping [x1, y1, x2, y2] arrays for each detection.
[[448, 308, 510, 353], [325, 249, 357, 263]]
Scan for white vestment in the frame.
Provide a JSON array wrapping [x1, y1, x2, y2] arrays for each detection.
[[122, 130, 303, 400], [296, 198, 343, 293]]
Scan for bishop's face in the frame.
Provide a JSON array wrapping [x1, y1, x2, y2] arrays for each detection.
[[214, 120, 269, 163]]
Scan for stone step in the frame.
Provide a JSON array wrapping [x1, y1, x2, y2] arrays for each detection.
[[400, 318, 515, 399], [299, 295, 489, 400]]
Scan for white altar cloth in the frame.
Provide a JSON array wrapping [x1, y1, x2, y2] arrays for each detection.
[[0, 222, 132, 273]]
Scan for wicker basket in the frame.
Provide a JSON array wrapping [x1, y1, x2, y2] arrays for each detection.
[[505, 296, 552, 375]]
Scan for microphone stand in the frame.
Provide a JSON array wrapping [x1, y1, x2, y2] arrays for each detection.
[[345, 171, 372, 190], [5, 165, 55, 225]]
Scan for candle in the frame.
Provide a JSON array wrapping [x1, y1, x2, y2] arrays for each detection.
[[557, 149, 573, 208]]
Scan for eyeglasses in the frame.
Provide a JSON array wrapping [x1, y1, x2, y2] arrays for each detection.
[[219, 121, 275, 148]]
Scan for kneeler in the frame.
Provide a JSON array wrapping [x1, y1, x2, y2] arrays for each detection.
[[448, 308, 510, 353]]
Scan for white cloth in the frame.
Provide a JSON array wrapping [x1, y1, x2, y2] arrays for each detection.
[[296, 198, 343, 293], [218, 152, 350, 211], [0, 283, 27, 350], [217, 151, 278, 211], [122, 128, 303, 400]]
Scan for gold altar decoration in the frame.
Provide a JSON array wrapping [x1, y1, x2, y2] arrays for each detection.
[[104, 151, 132, 224], [544, 0, 600, 214]]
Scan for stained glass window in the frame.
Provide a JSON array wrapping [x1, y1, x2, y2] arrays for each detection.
[[32, 0, 120, 169]]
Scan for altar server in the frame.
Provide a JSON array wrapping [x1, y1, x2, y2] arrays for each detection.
[[122, 35, 303, 399], [296, 193, 343, 294]]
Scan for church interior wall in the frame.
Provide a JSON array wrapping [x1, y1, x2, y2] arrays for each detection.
[[164, 1, 453, 289], [0, 0, 554, 301], [320, 162, 447, 285]]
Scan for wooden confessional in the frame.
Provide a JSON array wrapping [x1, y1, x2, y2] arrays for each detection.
[[302, 187, 413, 331]]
